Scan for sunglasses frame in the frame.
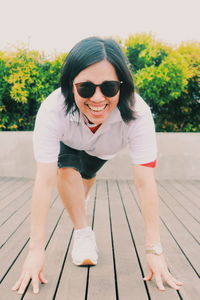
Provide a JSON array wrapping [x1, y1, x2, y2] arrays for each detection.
[[74, 80, 123, 98]]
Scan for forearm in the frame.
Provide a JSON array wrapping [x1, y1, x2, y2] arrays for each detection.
[[29, 175, 53, 250], [134, 179, 161, 246]]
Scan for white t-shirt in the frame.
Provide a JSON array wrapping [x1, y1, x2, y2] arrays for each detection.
[[33, 88, 157, 164]]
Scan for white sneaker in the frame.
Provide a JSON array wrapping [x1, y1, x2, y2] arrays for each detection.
[[71, 227, 98, 266]]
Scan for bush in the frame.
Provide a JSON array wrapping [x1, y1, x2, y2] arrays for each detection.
[[125, 33, 171, 72], [0, 35, 199, 132], [0, 48, 66, 130], [125, 34, 200, 132]]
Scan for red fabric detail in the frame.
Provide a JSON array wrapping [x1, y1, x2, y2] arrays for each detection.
[[88, 124, 101, 133], [140, 160, 157, 168]]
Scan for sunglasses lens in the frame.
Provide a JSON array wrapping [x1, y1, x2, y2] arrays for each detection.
[[75, 81, 121, 98], [101, 81, 121, 97], [76, 82, 95, 98]]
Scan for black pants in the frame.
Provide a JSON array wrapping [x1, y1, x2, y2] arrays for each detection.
[[57, 142, 107, 179]]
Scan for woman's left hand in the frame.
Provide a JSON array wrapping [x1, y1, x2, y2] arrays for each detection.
[[143, 253, 183, 291]]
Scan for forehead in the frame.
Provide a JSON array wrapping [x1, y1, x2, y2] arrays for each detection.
[[74, 60, 118, 83]]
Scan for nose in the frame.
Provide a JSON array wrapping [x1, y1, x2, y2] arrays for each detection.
[[90, 86, 105, 102]]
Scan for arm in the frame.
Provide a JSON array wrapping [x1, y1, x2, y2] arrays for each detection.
[[133, 164, 161, 246], [133, 164, 183, 291], [12, 162, 57, 294], [29, 162, 57, 250]]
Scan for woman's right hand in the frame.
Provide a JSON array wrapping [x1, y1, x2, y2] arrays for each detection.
[[11, 248, 48, 294]]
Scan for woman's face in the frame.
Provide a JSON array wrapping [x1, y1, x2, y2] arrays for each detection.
[[73, 60, 120, 124]]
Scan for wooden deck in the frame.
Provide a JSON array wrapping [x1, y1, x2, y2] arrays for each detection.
[[0, 177, 199, 300]]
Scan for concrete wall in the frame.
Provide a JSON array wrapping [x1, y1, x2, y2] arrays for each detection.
[[0, 132, 199, 180]]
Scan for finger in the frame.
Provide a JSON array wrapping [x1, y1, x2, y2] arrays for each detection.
[[12, 279, 22, 291], [39, 271, 48, 284], [17, 275, 30, 294], [163, 274, 180, 290], [170, 275, 183, 286], [154, 274, 165, 291], [143, 271, 153, 281], [32, 276, 39, 294], [11, 272, 26, 291]]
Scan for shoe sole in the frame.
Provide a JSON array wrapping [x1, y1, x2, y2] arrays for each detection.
[[73, 258, 97, 266]]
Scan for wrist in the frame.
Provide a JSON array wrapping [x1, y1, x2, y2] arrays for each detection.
[[145, 243, 163, 255], [29, 239, 45, 251]]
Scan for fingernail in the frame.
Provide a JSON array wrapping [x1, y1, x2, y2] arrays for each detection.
[[42, 279, 48, 283]]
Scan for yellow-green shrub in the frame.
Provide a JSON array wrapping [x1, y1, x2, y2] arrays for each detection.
[[125, 34, 200, 131], [0, 48, 66, 130]]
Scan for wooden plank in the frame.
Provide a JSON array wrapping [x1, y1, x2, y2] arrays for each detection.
[[23, 208, 73, 299], [0, 179, 31, 210], [119, 180, 180, 300], [108, 180, 149, 300], [0, 178, 26, 201], [128, 181, 200, 299], [161, 180, 200, 221], [0, 177, 17, 191], [158, 182, 200, 241], [55, 186, 96, 300], [0, 178, 21, 201], [180, 181, 200, 207], [0, 182, 32, 226], [189, 181, 200, 197], [0, 193, 64, 299], [87, 180, 116, 300], [0, 196, 31, 248], [172, 180, 200, 210], [157, 183, 200, 274], [0, 178, 199, 299], [0, 177, 12, 190], [0, 191, 59, 280]]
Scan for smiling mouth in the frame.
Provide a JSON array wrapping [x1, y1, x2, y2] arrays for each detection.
[[87, 104, 107, 112]]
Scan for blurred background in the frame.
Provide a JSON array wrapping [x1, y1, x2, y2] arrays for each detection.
[[0, 0, 199, 132], [1, 0, 199, 54]]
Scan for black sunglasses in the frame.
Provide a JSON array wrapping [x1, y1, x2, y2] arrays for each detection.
[[74, 80, 123, 98]]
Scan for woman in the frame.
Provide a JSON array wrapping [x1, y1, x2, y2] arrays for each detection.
[[12, 37, 183, 294]]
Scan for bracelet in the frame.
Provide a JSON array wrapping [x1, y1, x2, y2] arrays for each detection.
[[145, 243, 163, 255]]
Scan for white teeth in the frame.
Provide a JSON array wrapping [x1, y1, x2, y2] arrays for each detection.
[[88, 105, 106, 111]]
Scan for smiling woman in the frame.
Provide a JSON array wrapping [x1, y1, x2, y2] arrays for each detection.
[[11, 36, 183, 295], [73, 61, 121, 124], [60, 37, 135, 123]]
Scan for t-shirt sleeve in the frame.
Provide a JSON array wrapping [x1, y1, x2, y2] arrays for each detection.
[[128, 104, 157, 166], [33, 100, 63, 163]]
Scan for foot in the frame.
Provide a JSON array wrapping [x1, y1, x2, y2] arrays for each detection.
[[71, 227, 98, 266]]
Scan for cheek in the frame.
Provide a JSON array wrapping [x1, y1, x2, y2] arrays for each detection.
[[111, 95, 120, 108], [73, 93, 85, 109]]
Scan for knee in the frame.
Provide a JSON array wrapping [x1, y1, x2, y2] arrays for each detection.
[[57, 167, 80, 181]]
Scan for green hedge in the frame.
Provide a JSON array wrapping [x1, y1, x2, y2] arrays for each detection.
[[125, 34, 200, 132], [0, 49, 66, 130], [0, 34, 199, 131]]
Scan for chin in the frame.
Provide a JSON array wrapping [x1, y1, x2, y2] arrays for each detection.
[[89, 116, 107, 124]]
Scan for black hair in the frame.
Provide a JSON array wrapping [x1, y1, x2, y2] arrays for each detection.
[[60, 36, 136, 123]]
